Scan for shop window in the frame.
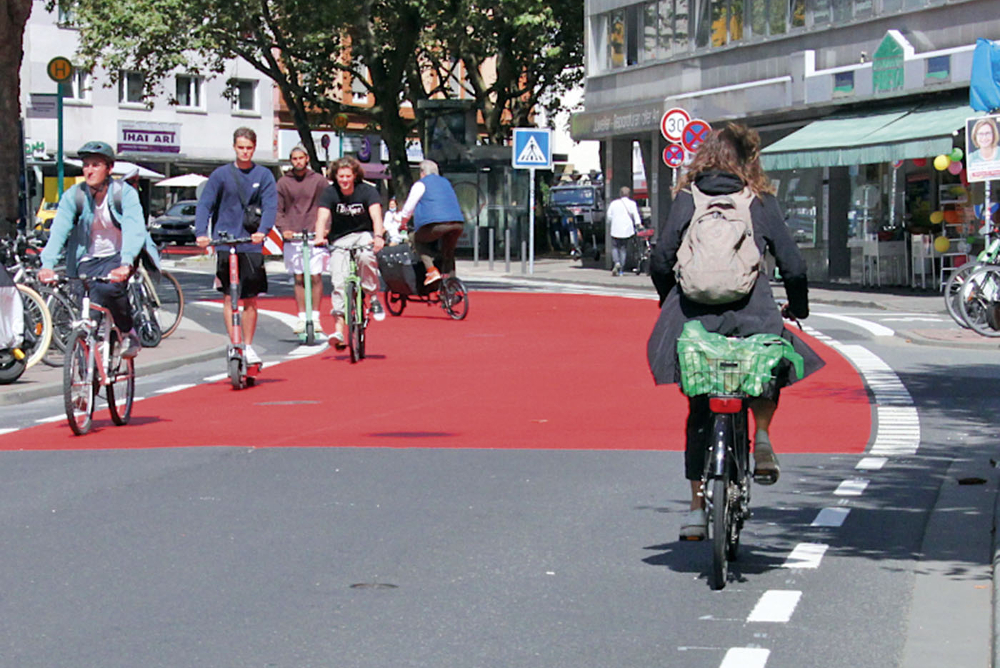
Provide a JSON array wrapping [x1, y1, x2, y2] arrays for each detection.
[[926, 55, 950, 83], [118, 71, 145, 105], [774, 169, 823, 247], [833, 71, 854, 97]]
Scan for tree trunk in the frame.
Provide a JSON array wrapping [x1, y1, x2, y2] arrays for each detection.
[[0, 0, 32, 237]]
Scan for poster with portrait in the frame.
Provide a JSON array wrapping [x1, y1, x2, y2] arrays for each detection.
[[966, 113, 1000, 182]]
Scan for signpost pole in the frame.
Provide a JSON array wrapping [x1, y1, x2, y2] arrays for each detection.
[[529, 167, 535, 274], [56, 82, 64, 197]]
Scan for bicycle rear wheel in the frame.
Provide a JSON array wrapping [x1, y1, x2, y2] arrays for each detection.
[[153, 270, 184, 338], [346, 282, 362, 363], [132, 282, 163, 348], [944, 262, 977, 328], [17, 284, 52, 369], [40, 286, 78, 367], [440, 277, 469, 320], [709, 475, 730, 590], [107, 331, 135, 425], [63, 330, 95, 435]]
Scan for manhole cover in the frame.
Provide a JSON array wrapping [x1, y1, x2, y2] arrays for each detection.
[[349, 583, 399, 590]]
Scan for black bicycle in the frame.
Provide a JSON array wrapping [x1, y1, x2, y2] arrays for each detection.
[[677, 321, 800, 590]]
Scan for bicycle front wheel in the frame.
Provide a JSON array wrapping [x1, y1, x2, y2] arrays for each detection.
[[959, 266, 1000, 337], [153, 270, 184, 338], [63, 330, 95, 435], [346, 282, 362, 364], [107, 331, 135, 425], [17, 284, 53, 369]]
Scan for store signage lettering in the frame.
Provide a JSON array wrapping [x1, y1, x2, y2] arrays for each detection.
[[117, 121, 181, 154]]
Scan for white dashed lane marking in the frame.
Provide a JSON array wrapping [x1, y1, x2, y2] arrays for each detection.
[[747, 590, 803, 623], [782, 543, 829, 569], [811, 507, 851, 527]]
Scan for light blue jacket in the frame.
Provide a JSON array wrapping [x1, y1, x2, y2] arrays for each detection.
[[40, 181, 149, 276]]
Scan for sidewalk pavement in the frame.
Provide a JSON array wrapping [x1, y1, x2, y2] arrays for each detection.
[[456, 255, 1000, 350], [0, 321, 228, 407]]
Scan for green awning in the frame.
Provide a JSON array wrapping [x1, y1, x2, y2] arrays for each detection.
[[761, 102, 981, 171]]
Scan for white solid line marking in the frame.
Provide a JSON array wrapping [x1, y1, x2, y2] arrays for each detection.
[[782, 543, 828, 569], [36, 415, 65, 424], [811, 507, 851, 527], [720, 647, 770, 668], [203, 373, 227, 382], [811, 312, 895, 336], [154, 384, 197, 394], [747, 590, 802, 622], [857, 456, 887, 470], [835, 479, 869, 496], [0, 428, 18, 435]]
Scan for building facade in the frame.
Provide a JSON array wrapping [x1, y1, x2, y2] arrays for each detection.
[[574, 0, 1000, 283], [21, 0, 274, 215]]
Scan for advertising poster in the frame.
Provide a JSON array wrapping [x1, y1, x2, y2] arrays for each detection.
[[966, 113, 1000, 182]]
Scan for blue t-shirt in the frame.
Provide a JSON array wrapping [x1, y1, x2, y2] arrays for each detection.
[[195, 162, 277, 253]]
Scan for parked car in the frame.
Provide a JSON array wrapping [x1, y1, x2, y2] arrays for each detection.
[[149, 199, 198, 245], [33, 200, 58, 237], [545, 184, 606, 259]]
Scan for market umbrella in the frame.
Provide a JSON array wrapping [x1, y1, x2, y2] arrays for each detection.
[[154, 174, 209, 188]]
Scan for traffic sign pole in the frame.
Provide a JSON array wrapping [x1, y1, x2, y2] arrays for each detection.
[[57, 82, 64, 197]]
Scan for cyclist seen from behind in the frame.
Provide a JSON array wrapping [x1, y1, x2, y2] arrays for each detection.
[[398, 159, 465, 286], [646, 123, 824, 541], [276, 145, 329, 336], [38, 140, 146, 358], [195, 127, 278, 367], [313, 156, 386, 350]]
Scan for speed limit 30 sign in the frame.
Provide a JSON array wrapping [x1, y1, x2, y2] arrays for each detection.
[[660, 107, 691, 144]]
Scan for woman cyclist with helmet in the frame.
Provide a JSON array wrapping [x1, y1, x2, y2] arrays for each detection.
[[37, 140, 148, 358]]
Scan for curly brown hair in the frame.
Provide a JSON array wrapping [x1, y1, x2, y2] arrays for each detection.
[[328, 155, 364, 184], [674, 123, 775, 197]]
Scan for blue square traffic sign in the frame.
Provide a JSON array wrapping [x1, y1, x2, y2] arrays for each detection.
[[512, 128, 553, 169]]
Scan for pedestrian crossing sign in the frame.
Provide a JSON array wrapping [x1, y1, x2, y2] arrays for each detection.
[[512, 128, 553, 169]]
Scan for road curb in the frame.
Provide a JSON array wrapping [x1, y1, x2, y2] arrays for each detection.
[[994, 481, 1000, 668], [0, 345, 227, 407]]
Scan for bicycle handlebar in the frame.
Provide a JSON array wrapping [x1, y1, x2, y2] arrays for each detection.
[[209, 235, 255, 246]]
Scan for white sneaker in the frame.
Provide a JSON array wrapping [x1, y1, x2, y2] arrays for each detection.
[[292, 318, 306, 334], [680, 508, 707, 541], [311, 317, 324, 335], [244, 344, 262, 366], [370, 297, 386, 322]]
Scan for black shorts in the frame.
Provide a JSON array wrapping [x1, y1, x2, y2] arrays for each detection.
[[215, 251, 267, 299]]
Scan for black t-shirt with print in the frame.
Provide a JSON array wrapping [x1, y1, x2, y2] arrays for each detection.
[[318, 181, 380, 242]]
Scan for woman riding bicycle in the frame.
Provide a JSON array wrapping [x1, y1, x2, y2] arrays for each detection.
[[646, 123, 824, 540]]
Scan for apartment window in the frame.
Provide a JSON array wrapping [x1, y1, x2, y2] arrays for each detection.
[[656, 0, 674, 58], [608, 10, 626, 68], [351, 67, 370, 104], [830, 0, 852, 21], [674, 0, 690, 51], [67, 68, 91, 102], [926, 55, 950, 82], [625, 5, 640, 65], [175, 75, 203, 109], [118, 71, 145, 105], [790, 0, 805, 28], [695, 0, 712, 47], [642, 2, 659, 62], [809, 0, 831, 24], [57, 2, 76, 26], [881, 0, 903, 12], [233, 79, 257, 113]]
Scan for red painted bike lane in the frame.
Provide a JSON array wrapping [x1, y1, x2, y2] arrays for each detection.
[[0, 292, 870, 452]]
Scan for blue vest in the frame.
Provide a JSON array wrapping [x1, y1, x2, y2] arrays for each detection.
[[413, 174, 464, 230]]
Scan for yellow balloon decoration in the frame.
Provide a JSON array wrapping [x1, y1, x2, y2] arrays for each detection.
[[934, 236, 951, 254], [934, 154, 951, 171], [929, 210, 945, 224]]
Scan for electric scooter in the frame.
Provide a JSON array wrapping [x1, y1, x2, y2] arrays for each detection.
[[210, 233, 261, 389]]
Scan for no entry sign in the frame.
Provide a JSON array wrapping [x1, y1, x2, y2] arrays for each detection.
[[660, 107, 690, 143], [662, 144, 685, 168], [681, 119, 712, 153]]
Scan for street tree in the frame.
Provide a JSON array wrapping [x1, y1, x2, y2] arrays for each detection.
[[423, 0, 585, 145], [65, 0, 428, 194], [0, 0, 32, 235]]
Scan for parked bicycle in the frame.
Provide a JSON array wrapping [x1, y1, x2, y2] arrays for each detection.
[[62, 275, 136, 435], [943, 237, 1000, 330]]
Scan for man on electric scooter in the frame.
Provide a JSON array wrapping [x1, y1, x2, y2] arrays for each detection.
[[38, 141, 146, 358], [195, 127, 278, 367]]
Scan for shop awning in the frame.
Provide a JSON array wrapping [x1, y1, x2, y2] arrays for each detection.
[[761, 102, 981, 171]]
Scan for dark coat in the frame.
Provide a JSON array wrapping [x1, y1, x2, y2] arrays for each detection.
[[647, 171, 825, 386]]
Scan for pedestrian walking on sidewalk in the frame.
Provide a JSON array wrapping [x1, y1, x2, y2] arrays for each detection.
[[194, 127, 278, 367], [276, 145, 329, 335], [607, 186, 641, 276]]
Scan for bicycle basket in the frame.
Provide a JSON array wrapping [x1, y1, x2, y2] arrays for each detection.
[[676, 321, 804, 397]]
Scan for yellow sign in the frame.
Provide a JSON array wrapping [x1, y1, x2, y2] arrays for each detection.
[[47, 56, 73, 84]]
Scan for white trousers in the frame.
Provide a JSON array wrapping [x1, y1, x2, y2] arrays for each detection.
[[329, 231, 379, 316]]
